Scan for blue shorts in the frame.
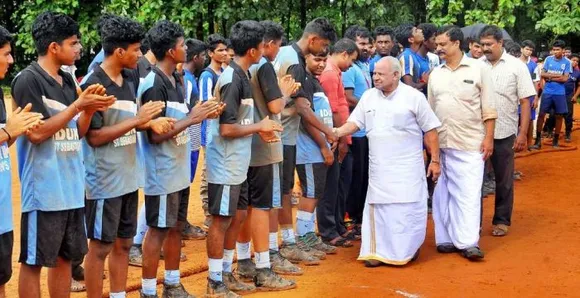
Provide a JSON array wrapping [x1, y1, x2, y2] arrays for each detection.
[[519, 96, 536, 120], [190, 150, 200, 183], [540, 94, 568, 115]]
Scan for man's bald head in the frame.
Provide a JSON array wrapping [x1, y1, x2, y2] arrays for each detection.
[[373, 56, 400, 92]]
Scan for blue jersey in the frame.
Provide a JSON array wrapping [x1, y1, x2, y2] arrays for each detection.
[[342, 61, 371, 137], [543, 56, 572, 95], [138, 67, 190, 195], [368, 54, 383, 78], [565, 69, 580, 96], [12, 62, 85, 212], [184, 69, 202, 152], [81, 66, 140, 199], [296, 78, 333, 164], [206, 61, 255, 185], [398, 48, 422, 83], [0, 91, 13, 234], [88, 48, 105, 73], [198, 67, 221, 146]]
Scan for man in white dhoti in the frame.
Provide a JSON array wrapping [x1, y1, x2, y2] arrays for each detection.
[[334, 56, 442, 267], [428, 25, 498, 260]]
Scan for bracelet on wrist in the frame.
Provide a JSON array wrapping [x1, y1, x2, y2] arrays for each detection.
[[431, 160, 440, 164], [1, 127, 11, 141]]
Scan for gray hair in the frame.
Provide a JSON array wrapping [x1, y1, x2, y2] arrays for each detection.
[[377, 56, 402, 79]]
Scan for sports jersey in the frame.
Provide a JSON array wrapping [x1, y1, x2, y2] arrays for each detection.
[[543, 56, 572, 95], [0, 90, 13, 234], [342, 61, 371, 137]]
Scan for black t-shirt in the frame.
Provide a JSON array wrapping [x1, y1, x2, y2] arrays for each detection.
[[257, 61, 283, 102], [80, 64, 140, 130], [136, 56, 153, 79], [218, 61, 253, 125]]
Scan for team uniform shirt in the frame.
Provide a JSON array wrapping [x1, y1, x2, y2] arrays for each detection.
[[543, 56, 572, 95], [11, 62, 84, 212], [138, 66, 190, 196], [198, 67, 222, 146], [88, 48, 105, 73], [248, 57, 283, 167], [0, 91, 12, 235], [398, 48, 423, 84], [342, 61, 372, 137], [564, 68, 580, 97], [134, 56, 154, 188], [206, 61, 255, 185], [273, 43, 309, 146], [184, 69, 202, 152], [296, 75, 333, 164], [368, 54, 383, 78], [80, 65, 140, 199], [427, 52, 440, 70]]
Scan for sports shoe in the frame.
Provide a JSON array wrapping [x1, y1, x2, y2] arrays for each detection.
[[140, 291, 158, 298], [254, 267, 297, 291], [205, 278, 240, 298], [162, 283, 194, 298], [236, 258, 256, 281], [270, 250, 303, 276], [279, 242, 320, 265], [182, 221, 206, 240], [223, 272, 256, 294], [303, 232, 337, 254], [565, 132, 572, 143], [296, 234, 326, 260], [129, 244, 143, 267]]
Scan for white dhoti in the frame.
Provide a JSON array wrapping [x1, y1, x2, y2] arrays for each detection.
[[358, 201, 427, 265], [433, 148, 484, 249]]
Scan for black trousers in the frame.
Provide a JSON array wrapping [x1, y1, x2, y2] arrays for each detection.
[[346, 137, 369, 224], [490, 135, 516, 226], [565, 94, 574, 134], [318, 149, 352, 240]]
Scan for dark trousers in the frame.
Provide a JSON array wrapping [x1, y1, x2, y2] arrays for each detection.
[[490, 135, 515, 226], [346, 137, 368, 224], [544, 110, 556, 133], [318, 149, 352, 240], [565, 94, 574, 134]]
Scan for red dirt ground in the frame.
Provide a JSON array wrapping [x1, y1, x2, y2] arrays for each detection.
[[4, 100, 580, 298]]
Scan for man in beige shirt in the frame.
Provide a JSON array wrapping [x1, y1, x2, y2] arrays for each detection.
[[428, 26, 498, 261], [479, 25, 537, 237]]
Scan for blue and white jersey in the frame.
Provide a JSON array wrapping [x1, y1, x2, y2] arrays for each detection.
[[11, 62, 84, 212], [0, 90, 13, 234], [296, 77, 333, 165], [138, 67, 190, 195], [199, 67, 222, 146], [184, 69, 201, 152], [342, 61, 371, 137], [543, 56, 572, 95], [81, 65, 140, 199], [206, 61, 255, 185]]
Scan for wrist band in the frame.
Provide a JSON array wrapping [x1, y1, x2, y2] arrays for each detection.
[[431, 160, 440, 164], [1, 127, 11, 141]]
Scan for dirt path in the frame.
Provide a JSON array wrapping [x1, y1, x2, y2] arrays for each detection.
[[4, 97, 580, 297]]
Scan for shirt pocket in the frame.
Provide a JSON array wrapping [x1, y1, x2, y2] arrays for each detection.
[[364, 109, 375, 132]]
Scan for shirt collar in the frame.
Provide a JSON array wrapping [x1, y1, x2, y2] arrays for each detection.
[[376, 83, 401, 100], [291, 43, 306, 65], [152, 66, 180, 89], [31, 61, 73, 87], [92, 64, 131, 88], [229, 60, 250, 79], [326, 59, 341, 73], [442, 53, 471, 71]]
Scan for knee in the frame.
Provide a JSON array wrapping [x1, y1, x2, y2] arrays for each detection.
[[90, 242, 113, 260], [211, 216, 233, 232]]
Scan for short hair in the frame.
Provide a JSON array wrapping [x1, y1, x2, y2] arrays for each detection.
[[303, 17, 337, 43], [373, 26, 394, 40], [330, 38, 358, 55], [521, 40, 535, 49], [478, 25, 503, 42], [313, 47, 329, 57], [207, 34, 227, 52], [140, 35, 150, 53], [0, 26, 12, 48], [229, 20, 265, 56], [185, 38, 207, 61], [436, 25, 464, 43], [570, 53, 579, 60], [225, 38, 233, 49], [148, 20, 184, 61], [32, 11, 80, 56], [564, 46, 572, 51], [552, 40, 566, 49], [99, 15, 145, 56], [418, 23, 438, 41], [504, 40, 521, 57], [381, 56, 401, 79], [344, 25, 371, 42], [260, 20, 284, 43], [394, 24, 414, 48]]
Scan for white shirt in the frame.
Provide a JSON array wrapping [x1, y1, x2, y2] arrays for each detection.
[[348, 83, 441, 204], [481, 51, 537, 139]]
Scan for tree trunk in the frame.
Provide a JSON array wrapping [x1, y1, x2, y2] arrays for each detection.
[[208, 0, 215, 34], [300, 0, 307, 30]]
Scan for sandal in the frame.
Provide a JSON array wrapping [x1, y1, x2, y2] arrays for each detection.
[[492, 224, 509, 237], [324, 236, 353, 248], [342, 230, 360, 241], [71, 278, 86, 292]]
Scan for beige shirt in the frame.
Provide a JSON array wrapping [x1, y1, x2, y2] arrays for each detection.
[[481, 51, 537, 139], [428, 54, 498, 152]]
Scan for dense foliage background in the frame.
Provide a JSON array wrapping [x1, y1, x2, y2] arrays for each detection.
[[0, 0, 578, 82]]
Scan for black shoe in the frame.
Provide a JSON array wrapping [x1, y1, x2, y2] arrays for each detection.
[[436, 243, 458, 253], [553, 134, 560, 148], [461, 247, 484, 260], [565, 133, 572, 143], [364, 260, 382, 267], [410, 249, 420, 262]]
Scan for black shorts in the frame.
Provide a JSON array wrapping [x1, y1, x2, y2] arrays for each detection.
[[0, 231, 13, 285], [296, 163, 328, 200], [145, 187, 190, 229], [85, 191, 139, 243], [248, 163, 283, 209], [19, 208, 88, 267], [282, 145, 296, 195], [208, 181, 248, 216]]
